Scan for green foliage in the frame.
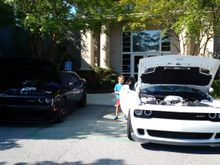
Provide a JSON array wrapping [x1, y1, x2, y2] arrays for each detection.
[[74, 0, 120, 32], [211, 79, 220, 98], [4, 0, 120, 38], [2, 0, 120, 61], [0, 0, 14, 26], [117, 0, 220, 55], [4, 0, 78, 41], [4, 0, 220, 60], [2, 0, 78, 60], [78, 67, 118, 93]]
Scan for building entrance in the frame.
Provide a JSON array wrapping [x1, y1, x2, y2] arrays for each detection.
[[131, 53, 159, 80], [122, 30, 171, 80]]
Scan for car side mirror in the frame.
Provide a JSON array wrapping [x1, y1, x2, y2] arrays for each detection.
[[209, 87, 214, 93]]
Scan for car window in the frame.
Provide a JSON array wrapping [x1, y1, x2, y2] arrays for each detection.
[[61, 73, 80, 86]]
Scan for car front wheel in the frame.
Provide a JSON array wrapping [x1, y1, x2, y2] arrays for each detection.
[[56, 97, 67, 123]]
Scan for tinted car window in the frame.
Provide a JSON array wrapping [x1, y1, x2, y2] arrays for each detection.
[[60, 72, 80, 86]]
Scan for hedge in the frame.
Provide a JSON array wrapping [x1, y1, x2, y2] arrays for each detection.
[[77, 67, 118, 93], [77, 67, 220, 97], [211, 79, 220, 98]]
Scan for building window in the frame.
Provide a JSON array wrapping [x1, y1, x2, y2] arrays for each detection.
[[132, 30, 160, 52], [161, 32, 171, 52], [122, 54, 131, 73], [123, 32, 131, 52], [122, 30, 171, 77]]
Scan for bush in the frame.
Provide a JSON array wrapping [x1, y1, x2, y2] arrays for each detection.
[[78, 67, 118, 93], [211, 79, 220, 98]]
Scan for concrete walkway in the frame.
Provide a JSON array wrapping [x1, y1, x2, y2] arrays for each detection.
[[87, 93, 116, 106], [87, 93, 127, 122]]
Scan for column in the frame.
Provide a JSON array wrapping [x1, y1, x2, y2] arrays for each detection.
[[80, 30, 95, 70], [100, 25, 110, 68]]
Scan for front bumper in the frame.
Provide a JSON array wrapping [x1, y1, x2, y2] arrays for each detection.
[[131, 114, 220, 146], [0, 104, 57, 121]]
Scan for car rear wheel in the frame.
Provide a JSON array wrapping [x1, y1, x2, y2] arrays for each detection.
[[127, 110, 134, 141], [56, 97, 67, 123]]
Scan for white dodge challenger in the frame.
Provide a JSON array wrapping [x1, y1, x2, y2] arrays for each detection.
[[120, 55, 220, 146]]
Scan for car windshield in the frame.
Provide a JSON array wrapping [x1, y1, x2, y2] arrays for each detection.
[[140, 85, 210, 101], [60, 72, 80, 85]]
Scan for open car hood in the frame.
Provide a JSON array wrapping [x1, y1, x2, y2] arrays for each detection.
[[0, 58, 62, 93], [139, 55, 220, 92]]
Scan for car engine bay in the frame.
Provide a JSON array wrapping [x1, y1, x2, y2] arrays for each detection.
[[139, 94, 211, 107]]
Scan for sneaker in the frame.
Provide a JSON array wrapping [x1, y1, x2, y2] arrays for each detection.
[[114, 116, 118, 120]]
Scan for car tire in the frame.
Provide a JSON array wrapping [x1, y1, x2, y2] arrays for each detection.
[[127, 110, 134, 141], [56, 97, 67, 123], [78, 91, 87, 108]]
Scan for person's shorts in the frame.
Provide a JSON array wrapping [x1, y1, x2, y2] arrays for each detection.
[[116, 99, 120, 106]]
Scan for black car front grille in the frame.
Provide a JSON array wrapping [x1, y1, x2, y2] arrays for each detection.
[[147, 130, 213, 140], [0, 97, 40, 105], [135, 111, 217, 121], [152, 111, 209, 120]]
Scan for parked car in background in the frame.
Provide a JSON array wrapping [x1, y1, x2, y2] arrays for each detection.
[[120, 55, 220, 146], [60, 70, 87, 108], [0, 58, 86, 123]]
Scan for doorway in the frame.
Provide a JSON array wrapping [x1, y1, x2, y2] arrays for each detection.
[[131, 53, 159, 80]]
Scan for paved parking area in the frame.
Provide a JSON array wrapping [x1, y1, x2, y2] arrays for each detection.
[[87, 93, 115, 106]]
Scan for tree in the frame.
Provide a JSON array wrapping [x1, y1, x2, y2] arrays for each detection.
[[74, 0, 120, 32], [0, 0, 14, 27], [4, 0, 220, 59], [3, 0, 82, 62], [116, 0, 220, 56], [3, 0, 120, 63]]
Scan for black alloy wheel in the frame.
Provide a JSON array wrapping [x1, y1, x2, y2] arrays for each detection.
[[56, 97, 67, 123]]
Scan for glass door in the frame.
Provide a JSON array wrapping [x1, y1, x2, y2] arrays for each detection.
[[131, 53, 160, 80], [131, 53, 146, 80]]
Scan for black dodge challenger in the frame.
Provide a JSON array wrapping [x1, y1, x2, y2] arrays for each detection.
[[0, 58, 86, 122]]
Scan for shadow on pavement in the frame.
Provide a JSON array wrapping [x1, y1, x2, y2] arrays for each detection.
[[0, 105, 127, 151], [141, 143, 220, 154], [12, 159, 125, 165]]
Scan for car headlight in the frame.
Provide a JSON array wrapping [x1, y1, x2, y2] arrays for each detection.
[[38, 98, 44, 104], [38, 98, 53, 104], [144, 110, 152, 117], [45, 98, 52, 104], [134, 109, 143, 116], [208, 113, 220, 121], [209, 113, 217, 119]]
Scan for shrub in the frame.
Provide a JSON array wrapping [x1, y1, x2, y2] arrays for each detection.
[[78, 67, 118, 93], [211, 79, 220, 98]]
